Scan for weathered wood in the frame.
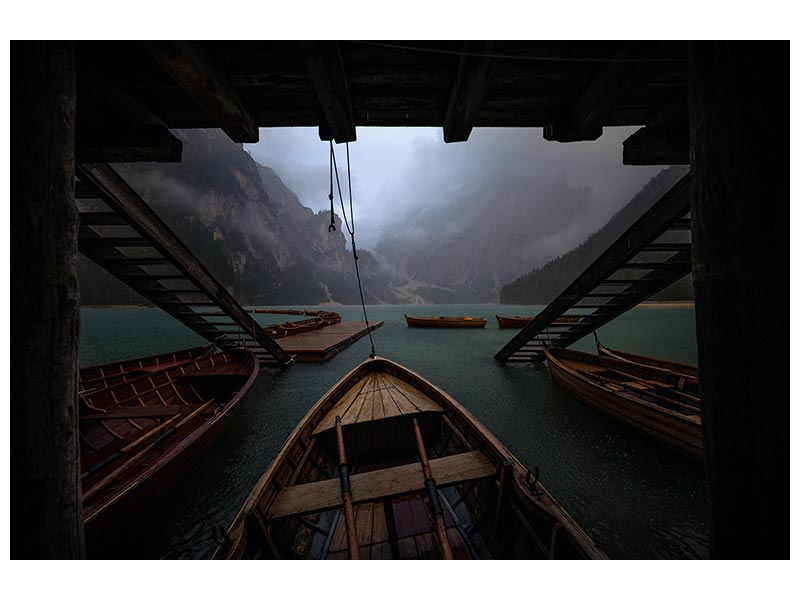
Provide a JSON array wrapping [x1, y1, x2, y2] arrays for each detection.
[[298, 41, 356, 143], [623, 125, 690, 166], [267, 451, 496, 520], [142, 41, 259, 143], [689, 41, 788, 558], [76, 65, 183, 162], [412, 417, 453, 559], [11, 41, 84, 559], [443, 41, 500, 143], [544, 42, 661, 142], [335, 417, 359, 560]]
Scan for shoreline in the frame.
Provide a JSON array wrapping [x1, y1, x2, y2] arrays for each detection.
[[637, 300, 695, 308]]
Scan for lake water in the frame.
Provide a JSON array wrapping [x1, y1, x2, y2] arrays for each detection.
[[80, 304, 708, 559]]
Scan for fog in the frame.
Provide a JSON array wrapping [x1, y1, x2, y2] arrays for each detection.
[[246, 127, 663, 252]]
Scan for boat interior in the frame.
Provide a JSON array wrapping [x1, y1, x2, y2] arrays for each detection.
[[552, 348, 700, 416], [80, 351, 255, 518], [221, 358, 599, 560]]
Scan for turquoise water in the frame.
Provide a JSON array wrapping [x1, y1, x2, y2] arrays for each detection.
[[80, 304, 708, 559]]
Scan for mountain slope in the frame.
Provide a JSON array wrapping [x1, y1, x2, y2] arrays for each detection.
[[79, 129, 401, 306], [500, 167, 692, 304]]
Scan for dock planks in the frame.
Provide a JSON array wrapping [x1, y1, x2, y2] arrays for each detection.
[[276, 321, 383, 362]]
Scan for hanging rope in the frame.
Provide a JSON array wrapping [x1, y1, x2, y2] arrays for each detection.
[[328, 142, 336, 232], [329, 141, 376, 358]]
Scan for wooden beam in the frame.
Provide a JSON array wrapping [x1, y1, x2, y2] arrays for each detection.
[[76, 66, 182, 162], [142, 42, 259, 143], [623, 126, 690, 165], [623, 98, 689, 165], [298, 41, 356, 143], [544, 43, 657, 143], [76, 123, 182, 163], [443, 42, 500, 143]]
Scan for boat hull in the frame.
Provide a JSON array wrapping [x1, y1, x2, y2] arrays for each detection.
[[597, 344, 699, 383], [79, 345, 210, 392], [545, 347, 702, 460], [214, 356, 604, 560], [405, 315, 487, 328], [81, 349, 259, 556]]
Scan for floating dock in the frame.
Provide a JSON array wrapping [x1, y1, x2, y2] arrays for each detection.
[[277, 321, 384, 362]]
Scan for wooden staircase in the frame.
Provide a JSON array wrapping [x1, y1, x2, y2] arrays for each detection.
[[495, 173, 692, 363], [76, 163, 292, 368]]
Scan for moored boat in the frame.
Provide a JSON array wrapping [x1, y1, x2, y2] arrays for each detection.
[[496, 315, 532, 328], [596, 342, 699, 383], [213, 356, 604, 559], [80, 349, 259, 555], [405, 315, 487, 328], [544, 346, 702, 460], [79, 345, 211, 393]]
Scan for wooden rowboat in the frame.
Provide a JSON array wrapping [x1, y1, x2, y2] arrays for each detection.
[[496, 315, 532, 328], [79, 345, 211, 393], [80, 349, 259, 555], [544, 347, 702, 460], [405, 315, 487, 328], [596, 342, 699, 383], [213, 356, 604, 559]]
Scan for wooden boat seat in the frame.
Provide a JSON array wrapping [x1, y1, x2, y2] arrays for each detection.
[[80, 403, 208, 420], [266, 451, 497, 521]]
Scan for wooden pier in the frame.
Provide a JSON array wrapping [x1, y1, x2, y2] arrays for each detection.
[[276, 321, 383, 362]]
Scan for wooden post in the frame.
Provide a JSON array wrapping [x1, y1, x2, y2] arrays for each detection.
[[11, 41, 84, 558], [689, 41, 788, 558]]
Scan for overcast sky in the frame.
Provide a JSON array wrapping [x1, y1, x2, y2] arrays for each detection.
[[246, 127, 664, 250]]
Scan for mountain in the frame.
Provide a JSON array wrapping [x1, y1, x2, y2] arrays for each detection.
[[78, 129, 402, 306], [500, 167, 692, 304], [373, 174, 594, 303]]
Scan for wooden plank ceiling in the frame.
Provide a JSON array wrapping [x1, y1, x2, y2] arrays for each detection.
[[76, 41, 689, 164]]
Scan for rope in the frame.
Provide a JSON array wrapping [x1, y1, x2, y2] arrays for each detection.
[[349, 41, 686, 64], [328, 142, 336, 232], [329, 142, 376, 358]]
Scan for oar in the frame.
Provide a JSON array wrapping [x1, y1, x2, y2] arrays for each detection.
[[412, 417, 454, 560], [82, 411, 184, 478], [82, 399, 215, 503], [335, 416, 360, 560]]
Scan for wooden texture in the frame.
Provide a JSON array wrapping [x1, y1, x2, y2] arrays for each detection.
[[79, 345, 209, 391], [298, 41, 356, 143], [689, 41, 788, 557], [81, 350, 259, 554], [405, 315, 487, 328], [267, 451, 496, 520], [313, 371, 443, 435], [443, 41, 500, 142], [11, 41, 84, 559], [545, 347, 702, 459], [544, 43, 665, 142], [142, 42, 258, 143], [276, 321, 383, 362], [214, 356, 606, 560], [597, 344, 698, 382]]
